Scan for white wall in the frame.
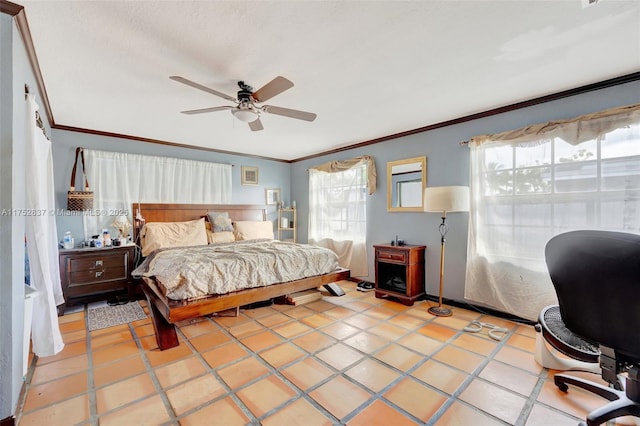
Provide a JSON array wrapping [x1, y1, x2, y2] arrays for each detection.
[[0, 12, 18, 419], [1, 12, 26, 419], [1, 9, 56, 418]]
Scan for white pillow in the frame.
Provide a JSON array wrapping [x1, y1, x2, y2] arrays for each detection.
[[233, 221, 274, 240], [141, 218, 207, 256]]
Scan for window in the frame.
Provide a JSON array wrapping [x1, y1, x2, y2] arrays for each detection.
[[465, 106, 640, 320], [307, 155, 375, 277], [397, 179, 422, 207], [83, 149, 232, 239], [478, 124, 639, 261], [308, 163, 367, 243]]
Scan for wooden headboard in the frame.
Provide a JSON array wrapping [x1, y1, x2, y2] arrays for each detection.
[[132, 203, 267, 240]]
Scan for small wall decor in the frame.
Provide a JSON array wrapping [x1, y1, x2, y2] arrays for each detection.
[[241, 166, 259, 185], [265, 188, 281, 205]]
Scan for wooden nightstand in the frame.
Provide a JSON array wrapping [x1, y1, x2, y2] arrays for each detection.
[[374, 244, 426, 306], [58, 245, 136, 315]]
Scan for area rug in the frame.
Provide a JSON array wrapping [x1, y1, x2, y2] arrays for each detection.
[[87, 301, 147, 331]]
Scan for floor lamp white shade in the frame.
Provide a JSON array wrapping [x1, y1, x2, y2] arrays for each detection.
[[423, 185, 470, 213], [423, 186, 469, 317]]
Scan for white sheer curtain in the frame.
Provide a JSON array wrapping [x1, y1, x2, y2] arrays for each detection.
[[465, 104, 640, 321], [25, 94, 64, 356], [83, 150, 232, 239], [308, 156, 375, 277]]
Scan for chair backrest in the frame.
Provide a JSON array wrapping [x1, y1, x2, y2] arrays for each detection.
[[545, 230, 640, 363]]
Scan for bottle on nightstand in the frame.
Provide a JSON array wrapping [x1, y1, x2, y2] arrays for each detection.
[[102, 230, 112, 247], [63, 231, 74, 249]]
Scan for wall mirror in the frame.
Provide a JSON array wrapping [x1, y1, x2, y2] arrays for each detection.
[[387, 156, 427, 212]]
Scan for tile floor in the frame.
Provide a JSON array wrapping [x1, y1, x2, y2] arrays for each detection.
[[16, 281, 640, 425]]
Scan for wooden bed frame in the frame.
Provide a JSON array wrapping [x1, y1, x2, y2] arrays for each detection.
[[132, 203, 350, 350]]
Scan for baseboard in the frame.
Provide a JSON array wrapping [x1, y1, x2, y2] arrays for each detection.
[[424, 293, 534, 325], [346, 278, 533, 325], [11, 351, 37, 426], [0, 415, 15, 426]]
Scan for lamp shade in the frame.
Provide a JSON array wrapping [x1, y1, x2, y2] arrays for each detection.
[[423, 186, 470, 213], [112, 215, 132, 238], [231, 109, 259, 123]]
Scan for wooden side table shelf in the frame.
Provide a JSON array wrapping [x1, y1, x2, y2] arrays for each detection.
[[278, 208, 297, 242], [58, 245, 136, 315], [374, 244, 426, 306]]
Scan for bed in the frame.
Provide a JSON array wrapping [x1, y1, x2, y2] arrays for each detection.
[[131, 203, 350, 350]]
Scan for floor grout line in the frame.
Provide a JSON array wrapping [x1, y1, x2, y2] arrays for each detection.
[[19, 285, 593, 426], [84, 304, 98, 426], [176, 314, 267, 424], [225, 311, 343, 424]]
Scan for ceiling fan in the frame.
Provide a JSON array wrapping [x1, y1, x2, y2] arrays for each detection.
[[170, 75, 317, 131]]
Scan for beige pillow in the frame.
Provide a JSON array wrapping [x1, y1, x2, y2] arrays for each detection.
[[141, 218, 207, 256], [233, 221, 274, 240], [207, 230, 235, 244]]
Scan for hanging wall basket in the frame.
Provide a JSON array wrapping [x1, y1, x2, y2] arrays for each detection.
[[67, 147, 94, 211]]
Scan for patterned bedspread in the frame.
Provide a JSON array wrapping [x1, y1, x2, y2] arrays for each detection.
[[132, 239, 340, 300]]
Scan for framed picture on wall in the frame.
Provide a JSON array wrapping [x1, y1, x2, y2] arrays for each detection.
[[265, 188, 281, 205], [241, 166, 259, 185]]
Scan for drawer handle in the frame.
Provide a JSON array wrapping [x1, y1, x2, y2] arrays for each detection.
[[379, 252, 403, 260], [95, 260, 103, 267], [95, 271, 103, 278]]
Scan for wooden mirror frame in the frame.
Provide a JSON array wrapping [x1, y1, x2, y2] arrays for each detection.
[[387, 156, 427, 212]]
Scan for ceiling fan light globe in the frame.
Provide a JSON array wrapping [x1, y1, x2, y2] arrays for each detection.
[[231, 109, 258, 122]]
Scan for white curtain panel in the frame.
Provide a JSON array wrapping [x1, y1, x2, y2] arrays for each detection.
[[25, 94, 65, 357], [308, 161, 369, 277], [83, 150, 232, 239], [465, 104, 640, 321]]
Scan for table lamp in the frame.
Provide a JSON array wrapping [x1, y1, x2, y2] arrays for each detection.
[[112, 215, 132, 245]]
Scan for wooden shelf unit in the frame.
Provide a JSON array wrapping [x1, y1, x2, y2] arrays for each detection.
[[278, 208, 297, 242]]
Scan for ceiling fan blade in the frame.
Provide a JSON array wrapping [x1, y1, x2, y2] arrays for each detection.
[[249, 118, 264, 132], [180, 106, 234, 115], [252, 76, 294, 102], [262, 105, 317, 122], [170, 76, 236, 101]]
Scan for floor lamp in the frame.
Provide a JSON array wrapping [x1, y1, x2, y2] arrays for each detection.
[[423, 186, 470, 317]]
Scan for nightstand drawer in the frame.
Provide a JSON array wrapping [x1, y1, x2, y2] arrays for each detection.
[[69, 266, 127, 285], [376, 249, 407, 263], [69, 255, 125, 272]]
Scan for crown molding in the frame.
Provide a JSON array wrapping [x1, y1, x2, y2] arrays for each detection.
[[0, 0, 22, 16], [291, 71, 640, 162], [4, 1, 55, 125], [51, 124, 290, 163]]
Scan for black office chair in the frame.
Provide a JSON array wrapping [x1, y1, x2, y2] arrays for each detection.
[[538, 230, 640, 426]]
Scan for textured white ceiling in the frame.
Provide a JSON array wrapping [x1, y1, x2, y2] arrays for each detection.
[[20, 0, 640, 161]]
